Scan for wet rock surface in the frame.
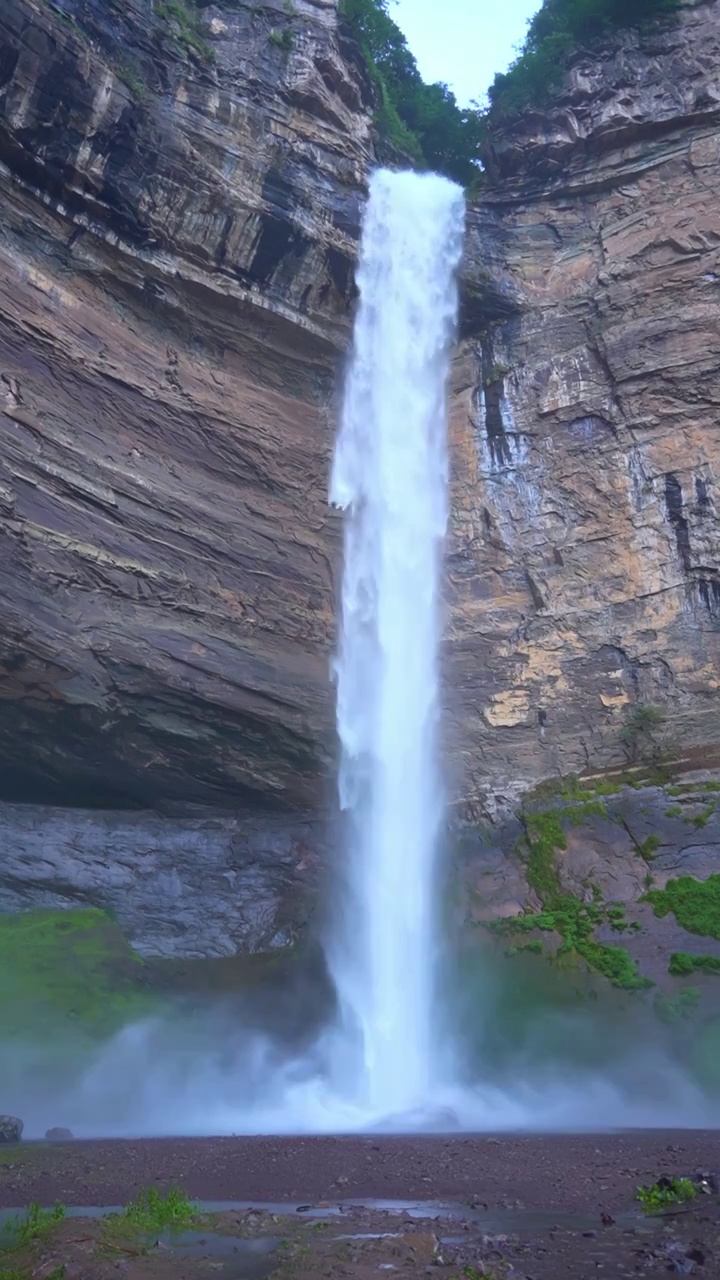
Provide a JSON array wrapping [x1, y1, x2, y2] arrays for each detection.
[[0, 800, 324, 956], [0, 1115, 23, 1143]]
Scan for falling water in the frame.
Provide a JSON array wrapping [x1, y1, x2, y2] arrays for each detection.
[[329, 169, 465, 1116]]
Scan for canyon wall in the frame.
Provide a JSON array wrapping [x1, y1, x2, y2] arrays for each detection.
[[0, 0, 719, 953], [450, 0, 720, 817], [0, 0, 372, 812]]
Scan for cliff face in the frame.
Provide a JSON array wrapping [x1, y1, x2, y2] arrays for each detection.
[[451, 0, 720, 817], [0, 0, 372, 810], [0, 0, 718, 837]]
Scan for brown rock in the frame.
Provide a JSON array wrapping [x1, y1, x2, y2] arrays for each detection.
[[451, 0, 720, 815], [0, 0, 717, 828]]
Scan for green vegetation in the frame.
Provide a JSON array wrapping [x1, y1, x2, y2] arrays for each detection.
[[121, 1187, 198, 1234], [665, 805, 683, 818], [691, 804, 716, 829], [493, 803, 651, 991], [488, 0, 681, 119], [525, 772, 625, 807], [654, 987, 701, 1024], [619, 703, 668, 762], [269, 26, 294, 50], [157, 0, 213, 62], [637, 834, 661, 861], [116, 63, 148, 101], [0, 908, 156, 1041], [636, 1176, 696, 1214], [669, 951, 720, 977], [339, 0, 482, 185], [1, 1204, 65, 1253], [644, 874, 720, 941], [667, 781, 720, 796]]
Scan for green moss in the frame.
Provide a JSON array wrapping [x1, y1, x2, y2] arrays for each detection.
[[644, 874, 720, 941], [505, 938, 544, 958], [525, 774, 622, 807], [116, 63, 148, 100], [665, 805, 683, 818], [637, 834, 661, 860], [157, 0, 213, 62], [667, 781, 720, 797], [269, 26, 294, 50], [669, 951, 720, 977], [691, 804, 716, 829], [496, 899, 649, 990], [523, 801, 607, 901], [0, 909, 157, 1041], [500, 802, 650, 990], [654, 987, 701, 1024]]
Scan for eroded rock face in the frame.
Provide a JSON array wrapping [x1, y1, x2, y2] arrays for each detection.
[[0, 0, 373, 809], [0, 800, 323, 956], [0, 0, 718, 828], [450, 0, 720, 817]]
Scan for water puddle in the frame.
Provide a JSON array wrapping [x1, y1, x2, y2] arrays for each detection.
[[0, 1197, 643, 1233]]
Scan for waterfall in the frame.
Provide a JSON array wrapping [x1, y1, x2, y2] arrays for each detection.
[[328, 169, 465, 1116]]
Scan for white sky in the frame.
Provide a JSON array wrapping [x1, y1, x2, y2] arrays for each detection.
[[392, 0, 541, 107]]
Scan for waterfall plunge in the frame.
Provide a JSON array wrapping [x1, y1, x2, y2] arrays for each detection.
[[328, 169, 465, 1116]]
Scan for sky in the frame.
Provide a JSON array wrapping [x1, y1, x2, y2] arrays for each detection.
[[392, 0, 541, 107]]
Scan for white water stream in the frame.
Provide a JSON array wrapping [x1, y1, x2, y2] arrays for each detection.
[[327, 169, 465, 1116]]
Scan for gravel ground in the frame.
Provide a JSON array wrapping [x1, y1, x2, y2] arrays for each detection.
[[2, 1134, 720, 1278], [1, 1131, 718, 1210]]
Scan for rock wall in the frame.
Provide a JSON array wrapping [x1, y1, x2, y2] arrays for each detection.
[[0, 0, 373, 810], [0, 800, 323, 956], [0, 0, 718, 832], [450, 0, 720, 817]]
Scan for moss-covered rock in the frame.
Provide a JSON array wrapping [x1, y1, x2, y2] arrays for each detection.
[[645, 875, 720, 941], [0, 908, 157, 1041]]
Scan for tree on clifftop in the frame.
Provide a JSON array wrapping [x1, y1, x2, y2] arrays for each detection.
[[488, 0, 682, 118]]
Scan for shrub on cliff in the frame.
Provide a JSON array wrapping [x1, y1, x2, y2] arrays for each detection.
[[339, 0, 483, 186], [488, 0, 682, 118]]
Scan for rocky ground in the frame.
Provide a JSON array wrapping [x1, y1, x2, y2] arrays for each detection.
[[1, 1134, 720, 1278]]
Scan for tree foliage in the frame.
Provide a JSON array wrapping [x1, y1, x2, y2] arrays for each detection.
[[488, 0, 681, 118], [339, 0, 483, 186]]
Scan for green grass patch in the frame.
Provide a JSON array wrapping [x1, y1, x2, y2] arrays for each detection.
[[665, 805, 683, 818], [644, 874, 720, 941], [121, 1187, 198, 1234], [1, 1203, 65, 1253], [669, 951, 720, 977], [690, 804, 716, 829], [0, 908, 157, 1041], [637, 834, 661, 860], [526, 774, 623, 806], [667, 781, 720, 797], [636, 1177, 696, 1214]]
